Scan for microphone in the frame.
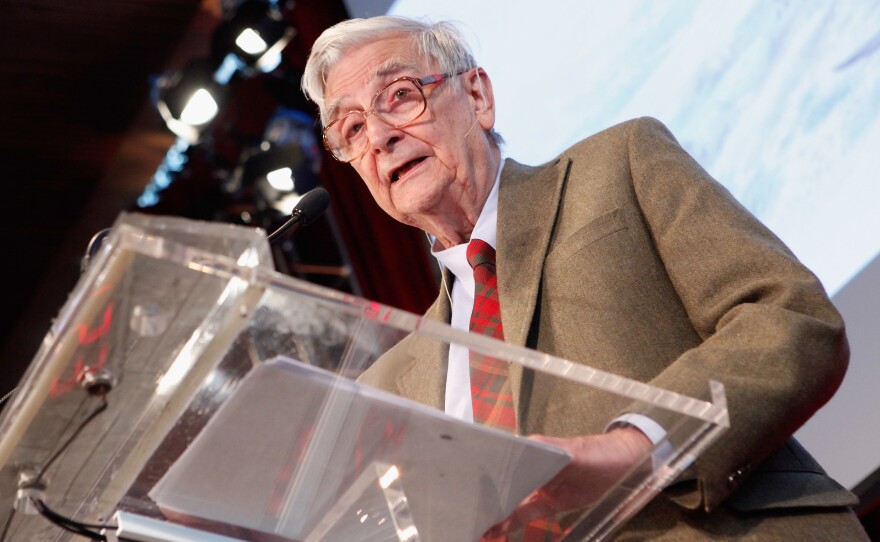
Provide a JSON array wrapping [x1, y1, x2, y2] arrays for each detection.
[[267, 187, 330, 244]]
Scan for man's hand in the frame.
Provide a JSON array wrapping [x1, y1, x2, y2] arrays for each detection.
[[484, 426, 653, 538]]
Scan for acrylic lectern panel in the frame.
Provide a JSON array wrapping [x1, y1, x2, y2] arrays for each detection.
[[0, 212, 729, 542]]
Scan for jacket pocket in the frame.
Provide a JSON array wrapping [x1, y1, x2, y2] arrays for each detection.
[[546, 207, 628, 261]]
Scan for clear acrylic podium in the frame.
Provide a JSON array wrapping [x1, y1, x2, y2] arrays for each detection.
[[0, 213, 728, 542]]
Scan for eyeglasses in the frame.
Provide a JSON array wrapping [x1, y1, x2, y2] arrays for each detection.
[[322, 71, 466, 163]]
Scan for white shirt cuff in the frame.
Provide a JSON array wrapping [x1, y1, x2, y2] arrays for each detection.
[[605, 413, 678, 470]]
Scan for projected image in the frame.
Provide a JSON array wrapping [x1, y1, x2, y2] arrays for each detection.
[[381, 0, 880, 297]]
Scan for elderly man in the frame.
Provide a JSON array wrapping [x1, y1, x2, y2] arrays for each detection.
[[301, 15, 867, 541]]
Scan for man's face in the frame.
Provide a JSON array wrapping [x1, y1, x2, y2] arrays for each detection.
[[323, 34, 496, 230]]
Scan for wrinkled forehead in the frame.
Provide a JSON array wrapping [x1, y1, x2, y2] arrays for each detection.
[[322, 35, 435, 121]]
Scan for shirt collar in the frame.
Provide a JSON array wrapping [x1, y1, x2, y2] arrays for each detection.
[[432, 152, 505, 278]]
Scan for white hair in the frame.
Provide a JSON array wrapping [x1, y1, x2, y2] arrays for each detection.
[[302, 15, 503, 145]]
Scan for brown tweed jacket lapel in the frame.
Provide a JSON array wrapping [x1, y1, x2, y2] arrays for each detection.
[[379, 157, 570, 415], [393, 271, 452, 410], [495, 157, 570, 421]]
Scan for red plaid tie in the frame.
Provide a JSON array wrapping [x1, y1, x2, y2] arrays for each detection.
[[467, 239, 516, 432], [469, 240, 565, 542]]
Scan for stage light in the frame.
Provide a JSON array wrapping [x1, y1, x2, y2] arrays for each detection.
[[152, 58, 226, 144], [239, 140, 314, 214], [212, 0, 295, 75], [228, 108, 322, 216], [236, 28, 268, 55], [179, 89, 219, 125], [265, 167, 294, 192]]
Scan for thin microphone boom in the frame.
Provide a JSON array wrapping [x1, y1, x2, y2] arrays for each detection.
[[267, 187, 331, 244]]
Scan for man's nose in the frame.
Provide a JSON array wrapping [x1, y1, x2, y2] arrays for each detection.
[[365, 114, 402, 154]]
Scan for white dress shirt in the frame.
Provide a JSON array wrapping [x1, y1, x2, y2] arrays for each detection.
[[430, 156, 671, 459], [432, 154, 504, 422]]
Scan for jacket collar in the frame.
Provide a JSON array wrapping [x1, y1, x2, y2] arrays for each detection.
[[395, 269, 452, 408], [496, 157, 570, 417], [397, 156, 571, 414], [496, 157, 570, 347]]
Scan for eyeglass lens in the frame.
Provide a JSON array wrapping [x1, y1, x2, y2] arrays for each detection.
[[325, 78, 425, 161]]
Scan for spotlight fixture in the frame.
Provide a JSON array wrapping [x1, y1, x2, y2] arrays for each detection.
[[238, 139, 320, 215], [224, 107, 322, 222], [211, 0, 295, 77], [152, 58, 226, 144]]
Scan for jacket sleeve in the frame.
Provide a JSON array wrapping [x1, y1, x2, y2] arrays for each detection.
[[625, 116, 849, 511]]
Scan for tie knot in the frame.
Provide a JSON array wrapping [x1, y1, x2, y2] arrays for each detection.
[[466, 239, 496, 270]]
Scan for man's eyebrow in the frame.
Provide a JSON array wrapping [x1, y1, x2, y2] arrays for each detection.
[[324, 58, 422, 122], [371, 58, 420, 79], [324, 97, 344, 125]]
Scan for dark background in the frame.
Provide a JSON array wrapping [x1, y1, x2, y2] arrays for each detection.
[[0, 0, 438, 401]]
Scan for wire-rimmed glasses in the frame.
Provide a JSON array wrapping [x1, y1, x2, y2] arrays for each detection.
[[322, 71, 466, 162]]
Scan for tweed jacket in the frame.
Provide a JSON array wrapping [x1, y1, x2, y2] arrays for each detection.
[[358, 117, 859, 536]]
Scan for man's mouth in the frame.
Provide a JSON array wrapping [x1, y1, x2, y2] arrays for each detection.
[[390, 157, 426, 182]]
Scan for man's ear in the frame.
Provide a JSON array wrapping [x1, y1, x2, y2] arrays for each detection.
[[466, 67, 496, 132]]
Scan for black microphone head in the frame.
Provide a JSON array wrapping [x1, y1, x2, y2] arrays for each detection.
[[266, 187, 331, 245], [294, 186, 330, 226]]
